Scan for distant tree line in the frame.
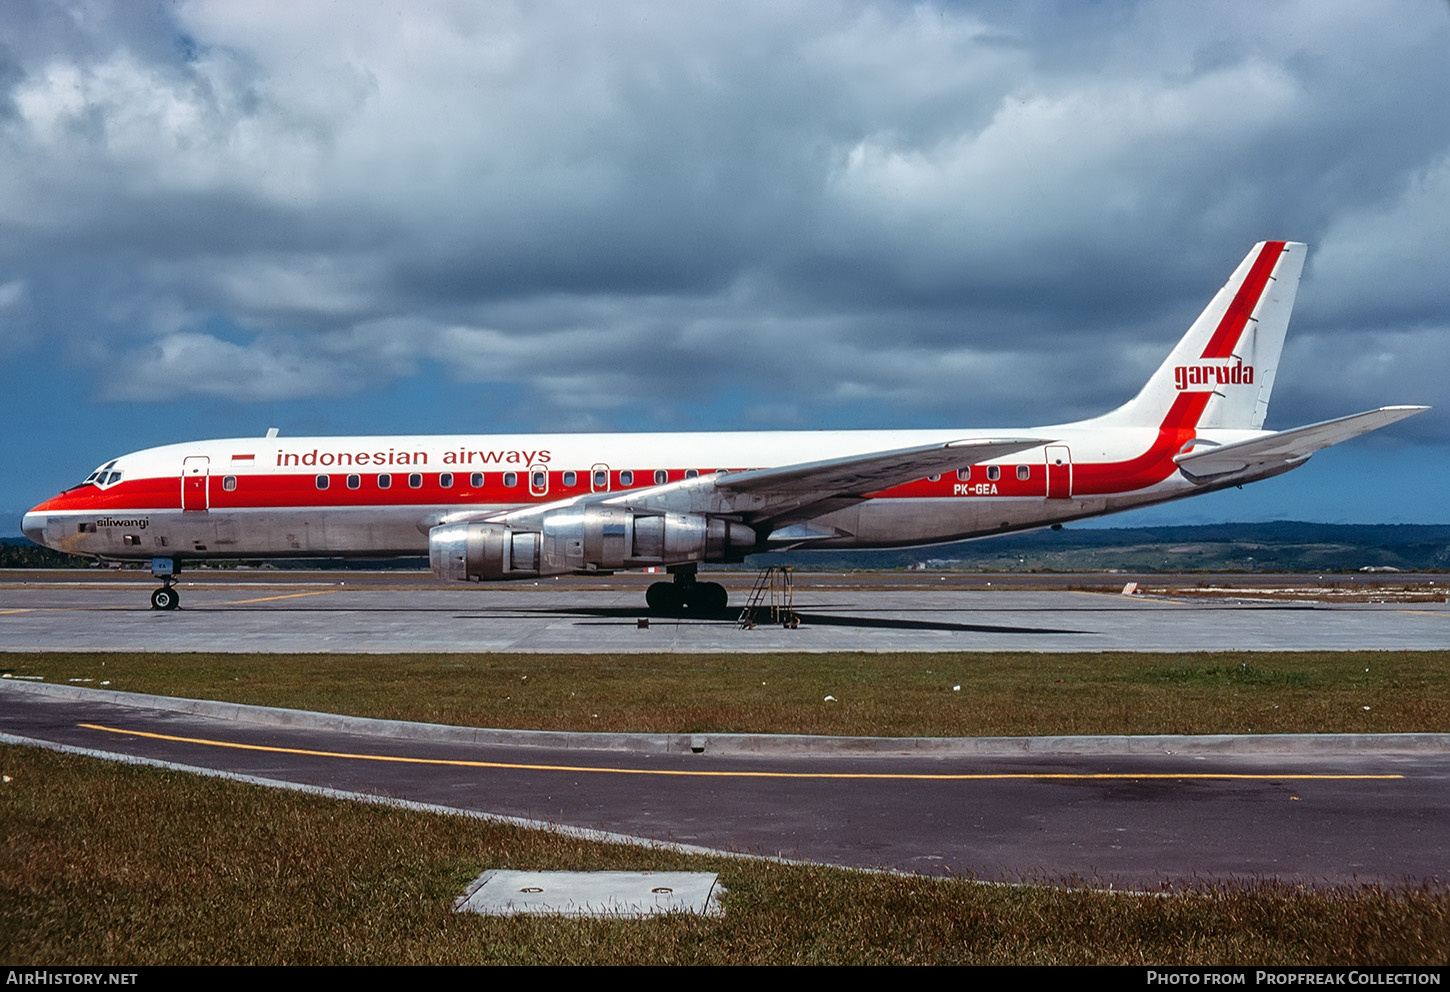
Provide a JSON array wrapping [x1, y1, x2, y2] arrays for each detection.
[[3, 523, 1447, 572], [0, 541, 92, 568]]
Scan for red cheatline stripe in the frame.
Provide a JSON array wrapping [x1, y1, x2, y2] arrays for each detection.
[[1199, 240, 1286, 360], [1157, 391, 1211, 433]]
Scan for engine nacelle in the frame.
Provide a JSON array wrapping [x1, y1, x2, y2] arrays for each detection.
[[429, 508, 756, 582]]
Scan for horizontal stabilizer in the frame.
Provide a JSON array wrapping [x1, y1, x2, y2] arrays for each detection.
[[1173, 406, 1428, 480]]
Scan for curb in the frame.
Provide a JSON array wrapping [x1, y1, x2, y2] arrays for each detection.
[[6, 677, 1448, 757]]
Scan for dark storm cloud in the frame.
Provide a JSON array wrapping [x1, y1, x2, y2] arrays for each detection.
[[0, 0, 1445, 436]]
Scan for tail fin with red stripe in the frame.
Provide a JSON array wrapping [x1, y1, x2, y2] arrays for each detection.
[[1100, 241, 1307, 431]]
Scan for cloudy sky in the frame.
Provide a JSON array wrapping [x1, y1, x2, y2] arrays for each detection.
[[2, 0, 1446, 532]]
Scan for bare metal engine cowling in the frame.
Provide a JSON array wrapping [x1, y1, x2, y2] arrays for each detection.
[[429, 507, 757, 581]]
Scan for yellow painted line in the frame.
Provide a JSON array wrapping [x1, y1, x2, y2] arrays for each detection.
[[215, 590, 341, 606], [1, 593, 336, 613], [0, 589, 337, 611], [79, 724, 1404, 782]]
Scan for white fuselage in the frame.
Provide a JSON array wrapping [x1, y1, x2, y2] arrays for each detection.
[[22, 422, 1269, 563]]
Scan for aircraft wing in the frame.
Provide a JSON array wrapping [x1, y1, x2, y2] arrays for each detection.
[[440, 437, 1049, 534], [1174, 406, 1428, 481], [712, 438, 1046, 495], [603, 437, 1048, 526]]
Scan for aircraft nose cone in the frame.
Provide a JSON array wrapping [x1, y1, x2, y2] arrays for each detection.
[[21, 511, 46, 547]]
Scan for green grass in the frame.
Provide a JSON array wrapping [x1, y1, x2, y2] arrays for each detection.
[[2, 745, 1444, 966], [4, 651, 1446, 963], [4, 649, 1447, 737]]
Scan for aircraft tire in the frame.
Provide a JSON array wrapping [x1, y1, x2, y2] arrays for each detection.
[[696, 581, 729, 615], [645, 581, 679, 614], [151, 586, 179, 611]]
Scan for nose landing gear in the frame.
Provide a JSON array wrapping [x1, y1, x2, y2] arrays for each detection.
[[150, 557, 180, 611]]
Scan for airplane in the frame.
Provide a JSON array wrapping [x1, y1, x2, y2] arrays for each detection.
[[21, 241, 1427, 612]]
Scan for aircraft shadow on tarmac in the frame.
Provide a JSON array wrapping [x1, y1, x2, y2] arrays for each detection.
[[458, 605, 1090, 635]]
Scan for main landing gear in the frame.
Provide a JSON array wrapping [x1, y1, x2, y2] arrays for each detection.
[[150, 557, 180, 611], [645, 564, 729, 616]]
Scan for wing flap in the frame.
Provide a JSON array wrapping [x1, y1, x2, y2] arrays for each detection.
[[1174, 406, 1428, 479]]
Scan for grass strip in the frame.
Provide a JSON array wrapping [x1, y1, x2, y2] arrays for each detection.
[[1, 744, 1444, 966], [4, 650, 1448, 737]]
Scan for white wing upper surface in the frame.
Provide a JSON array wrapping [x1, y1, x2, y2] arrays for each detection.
[[485, 436, 1047, 528]]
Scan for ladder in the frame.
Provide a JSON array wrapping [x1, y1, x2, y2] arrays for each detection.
[[737, 566, 799, 629]]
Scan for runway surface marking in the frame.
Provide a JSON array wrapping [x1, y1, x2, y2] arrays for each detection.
[[79, 724, 1406, 782], [1, 591, 341, 612], [213, 590, 342, 606]]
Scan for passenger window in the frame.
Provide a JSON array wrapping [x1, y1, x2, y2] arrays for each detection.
[[927, 474, 940, 482], [654, 470, 667, 485], [377, 474, 391, 489], [439, 473, 454, 488], [471, 472, 485, 487], [347, 474, 360, 489], [956, 468, 970, 481], [503, 472, 517, 487], [620, 470, 634, 486], [563, 471, 577, 487], [531, 471, 546, 488], [222, 476, 237, 491], [593, 470, 608, 488], [986, 466, 1000, 481], [408, 473, 422, 488], [316, 475, 329, 490], [1016, 465, 1030, 481], [685, 469, 699, 479]]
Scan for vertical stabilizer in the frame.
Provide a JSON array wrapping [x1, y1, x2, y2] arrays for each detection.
[[1100, 241, 1306, 430]]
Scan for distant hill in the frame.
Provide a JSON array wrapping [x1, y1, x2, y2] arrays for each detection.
[[4, 522, 1447, 573], [752, 522, 1450, 573]]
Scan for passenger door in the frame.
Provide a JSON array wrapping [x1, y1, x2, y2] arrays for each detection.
[[182, 456, 210, 512], [1045, 446, 1071, 499]]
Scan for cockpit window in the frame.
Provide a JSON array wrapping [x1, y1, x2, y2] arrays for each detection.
[[81, 461, 119, 487]]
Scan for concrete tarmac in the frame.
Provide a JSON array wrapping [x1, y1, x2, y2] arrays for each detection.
[[1, 570, 1446, 653], [3, 680, 1445, 889]]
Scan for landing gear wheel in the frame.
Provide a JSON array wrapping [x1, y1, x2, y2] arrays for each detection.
[[695, 581, 728, 615], [646, 581, 680, 614], [151, 586, 179, 611]]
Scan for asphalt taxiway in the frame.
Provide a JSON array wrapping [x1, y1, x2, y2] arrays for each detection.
[[1, 569, 1446, 652], [4, 679, 1445, 889]]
